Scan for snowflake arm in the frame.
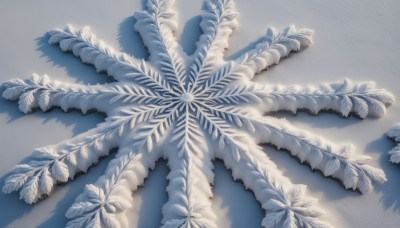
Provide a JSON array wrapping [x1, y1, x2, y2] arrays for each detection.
[[197, 106, 331, 227], [171, 104, 205, 157], [2, 74, 102, 114], [262, 185, 331, 228], [49, 25, 179, 97], [161, 105, 215, 226], [2, 74, 165, 115], [195, 103, 247, 161], [201, 83, 263, 106], [48, 25, 141, 81], [205, 79, 395, 119], [204, 104, 387, 193], [260, 80, 395, 118], [188, 0, 238, 91], [2, 118, 127, 204], [219, 146, 331, 228], [2, 74, 175, 115], [232, 25, 313, 77], [254, 116, 387, 193], [162, 152, 215, 227], [387, 124, 400, 164], [134, 0, 186, 91], [1, 103, 172, 204], [133, 102, 182, 152], [192, 25, 313, 95], [66, 148, 160, 228]]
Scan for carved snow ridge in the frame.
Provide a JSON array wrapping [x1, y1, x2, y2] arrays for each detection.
[[1, 0, 394, 227]]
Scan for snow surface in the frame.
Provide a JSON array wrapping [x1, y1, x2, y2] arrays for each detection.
[[0, 0, 399, 227]]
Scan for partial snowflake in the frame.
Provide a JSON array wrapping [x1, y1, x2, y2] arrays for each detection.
[[1, 0, 394, 227], [387, 124, 400, 163]]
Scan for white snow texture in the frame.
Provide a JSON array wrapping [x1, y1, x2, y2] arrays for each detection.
[[1, 0, 395, 227]]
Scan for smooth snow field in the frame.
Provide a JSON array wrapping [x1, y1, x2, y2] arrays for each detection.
[[0, 0, 400, 227]]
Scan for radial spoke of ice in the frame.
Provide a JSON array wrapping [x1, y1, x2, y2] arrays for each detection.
[[231, 25, 313, 77], [1, 102, 174, 204], [65, 148, 160, 228], [47, 25, 146, 81], [161, 151, 215, 227], [192, 25, 313, 95], [170, 104, 205, 157], [221, 146, 331, 228], [261, 79, 395, 118], [256, 116, 388, 193], [1, 74, 176, 115], [132, 101, 182, 153], [202, 102, 388, 193], [1, 116, 132, 204], [200, 83, 263, 105], [196, 105, 331, 228], [204, 79, 395, 119], [188, 0, 238, 91], [134, 0, 186, 92], [49, 25, 177, 96]]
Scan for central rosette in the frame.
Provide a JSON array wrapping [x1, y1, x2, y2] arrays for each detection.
[[180, 92, 195, 103]]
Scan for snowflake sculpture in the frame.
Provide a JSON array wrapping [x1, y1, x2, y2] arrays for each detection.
[[1, 0, 395, 227]]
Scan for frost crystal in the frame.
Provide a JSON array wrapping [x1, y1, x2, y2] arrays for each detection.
[[1, 0, 395, 227]]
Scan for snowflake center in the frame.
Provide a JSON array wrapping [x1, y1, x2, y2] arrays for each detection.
[[180, 93, 195, 103]]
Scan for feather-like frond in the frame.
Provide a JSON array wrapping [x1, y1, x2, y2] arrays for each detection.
[[134, 0, 186, 91], [189, 0, 238, 91]]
